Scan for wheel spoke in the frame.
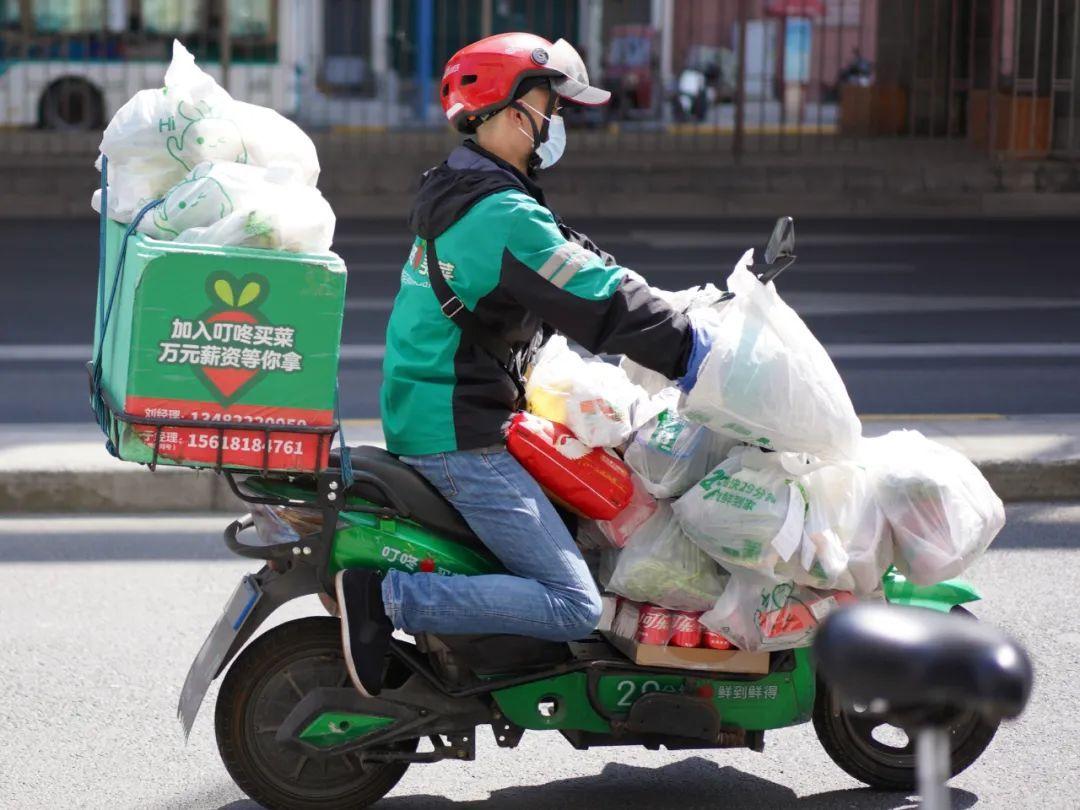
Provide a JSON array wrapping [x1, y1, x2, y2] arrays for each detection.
[[283, 671, 305, 699], [289, 754, 309, 780]]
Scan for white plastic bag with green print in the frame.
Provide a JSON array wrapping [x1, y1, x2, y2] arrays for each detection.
[[672, 445, 807, 579], [94, 40, 319, 221], [136, 161, 336, 254], [624, 388, 738, 499], [681, 249, 861, 461], [607, 501, 729, 612], [699, 571, 860, 652]]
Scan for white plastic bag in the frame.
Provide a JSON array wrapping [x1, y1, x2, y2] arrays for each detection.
[[624, 388, 738, 498], [136, 161, 335, 253], [95, 40, 319, 221], [681, 249, 861, 460], [526, 336, 650, 448], [250, 503, 323, 546], [700, 572, 858, 652], [593, 472, 658, 548], [673, 446, 806, 578], [607, 502, 729, 612], [786, 462, 894, 594], [860, 430, 1005, 586]]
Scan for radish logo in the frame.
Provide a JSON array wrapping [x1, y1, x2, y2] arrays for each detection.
[[156, 271, 304, 405]]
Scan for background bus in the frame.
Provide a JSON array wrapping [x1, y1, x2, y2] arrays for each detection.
[[0, 0, 301, 129]]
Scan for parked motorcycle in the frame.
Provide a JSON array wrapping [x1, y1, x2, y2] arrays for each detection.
[[178, 221, 1007, 809]]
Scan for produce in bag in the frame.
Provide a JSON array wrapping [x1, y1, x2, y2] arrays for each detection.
[[250, 503, 323, 546], [786, 462, 894, 593], [624, 388, 738, 499], [673, 446, 806, 579], [94, 40, 319, 221], [700, 571, 857, 652], [681, 249, 861, 460], [505, 411, 633, 520], [860, 430, 1005, 586], [136, 161, 335, 254], [607, 502, 729, 612], [526, 336, 650, 448]]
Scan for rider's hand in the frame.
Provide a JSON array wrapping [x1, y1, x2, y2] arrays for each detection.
[[676, 309, 723, 394]]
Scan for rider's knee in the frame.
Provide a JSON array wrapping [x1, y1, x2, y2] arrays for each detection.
[[559, 586, 603, 641]]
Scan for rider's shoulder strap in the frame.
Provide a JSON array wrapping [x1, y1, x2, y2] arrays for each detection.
[[424, 237, 515, 365]]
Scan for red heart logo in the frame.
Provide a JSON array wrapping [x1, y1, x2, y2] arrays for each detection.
[[200, 310, 259, 399]]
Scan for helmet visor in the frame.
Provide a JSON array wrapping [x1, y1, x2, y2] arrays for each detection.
[[546, 38, 611, 105]]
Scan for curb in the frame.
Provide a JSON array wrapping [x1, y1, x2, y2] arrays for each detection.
[[2, 459, 1077, 513]]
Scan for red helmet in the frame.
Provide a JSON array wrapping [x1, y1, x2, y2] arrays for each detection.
[[441, 32, 610, 133]]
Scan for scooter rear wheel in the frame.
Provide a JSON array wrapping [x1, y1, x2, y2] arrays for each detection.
[[812, 606, 999, 790], [215, 616, 416, 810]]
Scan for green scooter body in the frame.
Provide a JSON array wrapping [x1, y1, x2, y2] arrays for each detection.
[[242, 477, 980, 748]]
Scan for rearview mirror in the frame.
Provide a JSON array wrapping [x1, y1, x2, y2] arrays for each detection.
[[764, 216, 795, 265]]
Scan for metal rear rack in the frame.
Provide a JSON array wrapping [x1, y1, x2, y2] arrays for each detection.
[[90, 370, 338, 476]]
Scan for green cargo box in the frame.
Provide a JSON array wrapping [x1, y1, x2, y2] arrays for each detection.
[[92, 218, 347, 473]]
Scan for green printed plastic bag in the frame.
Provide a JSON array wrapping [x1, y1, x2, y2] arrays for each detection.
[[673, 445, 806, 578], [137, 161, 335, 254], [94, 40, 319, 221], [624, 388, 738, 499]]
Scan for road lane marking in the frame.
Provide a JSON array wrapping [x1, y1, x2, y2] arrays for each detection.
[[344, 290, 1076, 314], [345, 297, 396, 310], [5, 342, 1080, 363], [631, 231, 973, 249], [343, 262, 918, 275], [0, 515, 229, 534], [828, 343, 1080, 358]]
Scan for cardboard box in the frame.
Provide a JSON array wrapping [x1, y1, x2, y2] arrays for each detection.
[[93, 219, 346, 473], [603, 630, 771, 675], [604, 597, 770, 674]]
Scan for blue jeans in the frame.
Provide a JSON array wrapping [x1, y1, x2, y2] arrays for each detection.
[[380, 446, 603, 642]]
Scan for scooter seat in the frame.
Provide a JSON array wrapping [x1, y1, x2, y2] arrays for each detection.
[[329, 446, 485, 553], [813, 603, 1032, 723]]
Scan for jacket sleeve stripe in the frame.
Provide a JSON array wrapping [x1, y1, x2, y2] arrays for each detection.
[[539, 244, 573, 280], [549, 250, 591, 288]]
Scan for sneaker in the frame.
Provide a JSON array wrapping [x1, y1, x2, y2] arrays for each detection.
[[335, 568, 393, 697]]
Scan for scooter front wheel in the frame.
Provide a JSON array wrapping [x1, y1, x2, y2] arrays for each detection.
[[215, 616, 416, 810]]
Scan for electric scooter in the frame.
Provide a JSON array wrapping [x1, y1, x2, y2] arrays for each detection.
[[177, 220, 1005, 809]]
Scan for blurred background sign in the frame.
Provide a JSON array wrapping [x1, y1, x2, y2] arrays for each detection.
[[0, 1, 1073, 161]]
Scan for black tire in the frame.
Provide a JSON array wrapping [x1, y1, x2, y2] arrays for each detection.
[[215, 616, 416, 810], [39, 77, 103, 131], [812, 606, 999, 791]]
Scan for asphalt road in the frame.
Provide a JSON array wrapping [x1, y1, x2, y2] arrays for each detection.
[[1, 503, 1077, 809], [2, 217, 1080, 423]]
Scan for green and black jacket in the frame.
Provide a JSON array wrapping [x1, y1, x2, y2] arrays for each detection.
[[380, 141, 693, 456]]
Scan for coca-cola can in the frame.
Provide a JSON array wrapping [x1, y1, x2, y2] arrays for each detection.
[[702, 629, 734, 650], [670, 611, 702, 648], [636, 605, 671, 645]]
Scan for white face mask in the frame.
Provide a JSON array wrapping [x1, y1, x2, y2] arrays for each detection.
[[517, 101, 566, 169]]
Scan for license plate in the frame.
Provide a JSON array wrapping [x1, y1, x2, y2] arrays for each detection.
[[177, 575, 262, 738]]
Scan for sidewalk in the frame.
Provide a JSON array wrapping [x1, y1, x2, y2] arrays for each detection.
[[0, 416, 1077, 513]]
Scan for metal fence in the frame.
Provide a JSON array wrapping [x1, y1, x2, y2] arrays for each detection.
[[0, 0, 1075, 161]]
